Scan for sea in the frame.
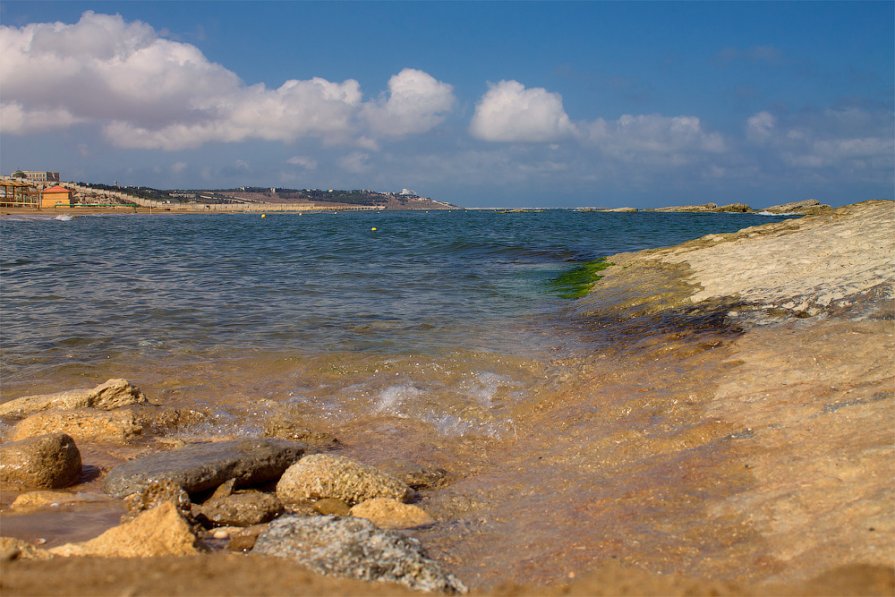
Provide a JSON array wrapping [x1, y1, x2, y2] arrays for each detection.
[[0, 209, 790, 437]]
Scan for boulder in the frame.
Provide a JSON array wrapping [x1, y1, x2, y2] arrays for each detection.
[[276, 454, 412, 507], [50, 502, 198, 558], [0, 433, 81, 490], [0, 379, 146, 418], [11, 409, 141, 444], [103, 438, 305, 498], [253, 515, 466, 593], [194, 491, 283, 527], [350, 498, 435, 529]]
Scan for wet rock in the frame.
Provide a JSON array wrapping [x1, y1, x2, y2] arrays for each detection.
[[194, 491, 283, 527], [404, 466, 450, 490], [50, 501, 198, 558], [276, 454, 412, 507], [103, 438, 305, 498], [11, 490, 106, 512], [253, 515, 467, 593], [263, 420, 340, 449], [350, 498, 435, 529], [312, 497, 351, 516], [0, 433, 81, 490], [0, 379, 147, 419], [122, 479, 193, 523], [132, 406, 209, 435], [225, 523, 267, 552], [11, 409, 141, 444], [0, 537, 52, 561]]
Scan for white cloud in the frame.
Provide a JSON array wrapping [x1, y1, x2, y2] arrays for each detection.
[[363, 68, 455, 137], [286, 155, 318, 170], [581, 114, 725, 161], [170, 161, 187, 174], [469, 80, 575, 142], [339, 152, 371, 174], [0, 12, 453, 150], [745, 108, 894, 173]]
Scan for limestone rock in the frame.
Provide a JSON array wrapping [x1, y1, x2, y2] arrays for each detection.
[[103, 438, 305, 498], [194, 491, 283, 527], [253, 515, 466, 593], [763, 199, 831, 215], [50, 501, 198, 558], [276, 454, 412, 507], [11, 490, 105, 512], [262, 419, 340, 449], [350, 498, 435, 529], [11, 408, 141, 444], [0, 537, 52, 561], [0, 379, 146, 419], [0, 433, 81, 490], [312, 497, 351, 516], [122, 479, 193, 523]]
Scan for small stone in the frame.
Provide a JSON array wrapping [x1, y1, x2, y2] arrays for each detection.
[[11, 409, 141, 444], [350, 498, 435, 529], [210, 478, 237, 500], [313, 498, 350, 516], [276, 454, 412, 507], [404, 466, 450, 490], [0, 379, 147, 419], [213, 529, 230, 540], [194, 491, 283, 527], [226, 524, 267, 552], [262, 420, 340, 449], [50, 502, 198, 558], [254, 515, 466, 593], [0, 433, 82, 490], [121, 479, 193, 523]]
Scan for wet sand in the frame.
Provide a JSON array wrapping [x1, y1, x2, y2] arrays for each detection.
[[2, 201, 893, 595]]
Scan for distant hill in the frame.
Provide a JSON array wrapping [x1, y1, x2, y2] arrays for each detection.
[[75, 183, 456, 210]]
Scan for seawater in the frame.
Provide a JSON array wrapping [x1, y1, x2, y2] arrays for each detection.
[[0, 210, 789, 435]]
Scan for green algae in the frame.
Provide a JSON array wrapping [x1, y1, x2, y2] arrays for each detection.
[[550, 258, 612, 299]]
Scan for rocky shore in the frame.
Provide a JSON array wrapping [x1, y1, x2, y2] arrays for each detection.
[[1, 201, 893, 596]]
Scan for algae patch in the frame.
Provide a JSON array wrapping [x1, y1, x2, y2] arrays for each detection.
[[550, 258, 611, 299]]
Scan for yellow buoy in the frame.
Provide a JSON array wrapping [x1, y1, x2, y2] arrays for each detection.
[[261, 214, 266, 219], [371, 227, 377, 232]]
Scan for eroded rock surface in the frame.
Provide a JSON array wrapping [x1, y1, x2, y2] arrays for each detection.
[[0, 433, 81, 490], [50, 501, 198, 558], [253, 515, 466, 593], [12, 408, 142, 444], [0, 379, 146, 418], [103, 438, 305, 497], [276, 454, 412, 507], [195, 491, 283, 527]]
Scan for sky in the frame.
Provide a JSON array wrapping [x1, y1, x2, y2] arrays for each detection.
[[0, 2, 892, 208]]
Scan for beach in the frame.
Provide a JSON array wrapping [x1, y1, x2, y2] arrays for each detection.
[[1, 201, 893, 595]]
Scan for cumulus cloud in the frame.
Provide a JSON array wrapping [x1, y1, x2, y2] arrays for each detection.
[[581, 114, 725, 162], [363, 68, 455, 137], [286, 155, 318, 170], [745, 108, 894, 174], [0, 11, 453, 149], [469, 80, 576, 142]]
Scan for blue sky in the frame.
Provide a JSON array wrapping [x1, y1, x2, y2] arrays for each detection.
[[1, 1, 892, 207]]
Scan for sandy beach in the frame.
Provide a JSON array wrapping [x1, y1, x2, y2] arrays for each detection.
[[1, 201, 893, 596]]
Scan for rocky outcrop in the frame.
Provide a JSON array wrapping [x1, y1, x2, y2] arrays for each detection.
[[276, 454, 412, 507], [50, 502, 198, 557], [253, 515, 466, 593], [194, 491, 283, 527], [103, 438, 305, 497], [762, 199, 831, 215], [0, 433, 81, 490], [350, 498, 435, 529], [651, 202, 753, 213], [0, 379, 146, 418], [11, 408, 142, 443]]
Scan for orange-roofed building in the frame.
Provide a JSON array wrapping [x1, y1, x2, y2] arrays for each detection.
[[41, 185, 72, 209]]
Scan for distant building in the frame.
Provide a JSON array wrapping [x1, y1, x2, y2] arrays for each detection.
[[0, 178, 40, 208], [13, 171, 60, 183], [41, 185, 72, 208], [399, 188, 417, 196]]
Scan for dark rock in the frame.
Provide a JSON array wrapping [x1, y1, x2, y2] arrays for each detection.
[[404, 467, 450, 490], [0, 433, 81, 490], [253, 515, 467, 593], [103, 439, 305, 498], [195, 491, 283, 527]]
